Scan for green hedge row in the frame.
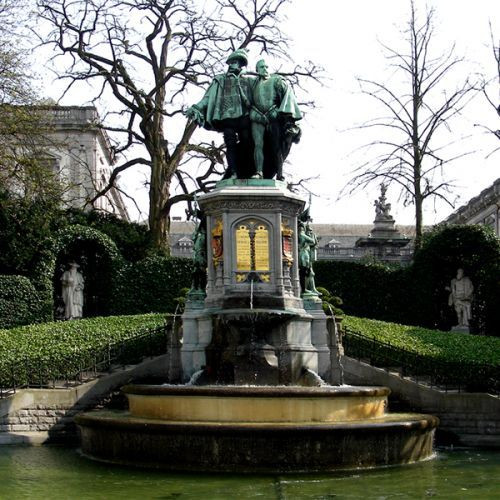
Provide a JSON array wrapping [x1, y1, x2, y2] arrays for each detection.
[[111, 256, 193, 315], [0, 275, 44, 329], [316, 225, 500, 335], [315, 261, 408, 323], [344, 316, 500, 365], [343, 315, 500, 388], [0, 313, 166, 388]]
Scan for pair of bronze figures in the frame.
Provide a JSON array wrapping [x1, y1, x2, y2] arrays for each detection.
[[186, 49, 302, 180]]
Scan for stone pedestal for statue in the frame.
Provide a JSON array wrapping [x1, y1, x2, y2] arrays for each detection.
[[355, 184, 410, 255], [180, 179, 333, 385], [451, 325, 470, 334]]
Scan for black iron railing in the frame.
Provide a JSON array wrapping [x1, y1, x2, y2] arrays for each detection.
[[0, 325, 169, 399], [343, 328, 500, 395]]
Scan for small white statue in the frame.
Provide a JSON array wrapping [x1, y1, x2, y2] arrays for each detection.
[[447, 268, 474, 330], [61, 262, 85, 320]]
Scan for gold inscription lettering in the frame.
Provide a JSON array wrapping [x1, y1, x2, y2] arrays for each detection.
[[236, 225, 251, 270], [255, 225, 270, 271]]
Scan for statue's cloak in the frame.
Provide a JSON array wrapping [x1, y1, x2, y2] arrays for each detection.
[[195, 74, 254, 130]]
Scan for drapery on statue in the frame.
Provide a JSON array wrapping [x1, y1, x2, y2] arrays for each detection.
[[447, 268, 474, 329], [298, 209, 320, 297], [61, 262, 84, 320], [250, 59, 302, 180], [186, 51, 302, 180]]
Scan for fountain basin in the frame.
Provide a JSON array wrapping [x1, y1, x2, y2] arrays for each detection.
[[76, 385, 439, 472], [123, 385, 389, 423]]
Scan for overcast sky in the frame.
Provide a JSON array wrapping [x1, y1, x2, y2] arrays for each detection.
[[38, 0, 499, 226]]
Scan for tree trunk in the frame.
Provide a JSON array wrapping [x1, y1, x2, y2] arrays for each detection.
[[148, 148, 171, 254]]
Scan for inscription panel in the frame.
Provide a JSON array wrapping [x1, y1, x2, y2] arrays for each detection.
[[236, 225, 251, 270], [255, 225, 270, 271]]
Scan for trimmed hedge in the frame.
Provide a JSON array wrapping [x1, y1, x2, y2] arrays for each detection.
[[411, 224, 500, 334], [0, 313, 166, 388], [315, 260, 410, 324], [112, 255, 193, 315], [316, 225, 500, 335], [344, 316, 500, 366], [52, 225, 124, 317], [344, 315, 500, 389], [0, 275, 44, 329]]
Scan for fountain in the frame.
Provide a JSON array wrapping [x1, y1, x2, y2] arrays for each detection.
[[75, 51, 437, 471], [76, 179, 438, 472]]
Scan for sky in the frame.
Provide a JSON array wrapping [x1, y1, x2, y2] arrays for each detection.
[[36, 0, 499, 226]]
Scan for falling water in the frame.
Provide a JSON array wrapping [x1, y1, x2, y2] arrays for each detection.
[[250, 278, 254, 310], [165, 303, 181, 382], [326, 303, 345, 385], [187, 369, 205, 386]]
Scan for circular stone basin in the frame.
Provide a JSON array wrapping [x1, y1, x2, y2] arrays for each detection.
[[76, 384, 439, 472], [122, 385, 391, 423]]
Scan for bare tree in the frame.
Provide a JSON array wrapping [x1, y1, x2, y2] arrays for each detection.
[[344, 1, 475, 249], [36, 0, 320, 251], [475, 24, 500, 156]]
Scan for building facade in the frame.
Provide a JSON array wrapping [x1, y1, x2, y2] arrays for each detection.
[[443, 178, 500, 237], [169, 219, 416, 264], [45, 106, 129, 220]]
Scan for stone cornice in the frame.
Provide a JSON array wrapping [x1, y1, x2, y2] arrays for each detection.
[[444, 178, 500, 224]]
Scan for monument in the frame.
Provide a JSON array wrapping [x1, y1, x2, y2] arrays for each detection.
[[447, 268, 474, 333], [75, 52, 438, 472], [355, 184, 411, 255], [61, 262, 84, 320]]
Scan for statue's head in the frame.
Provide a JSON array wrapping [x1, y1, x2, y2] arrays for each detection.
[[256, 59, 269, 78], [457, 268, 464, 279], [226, 49, 248, 74]]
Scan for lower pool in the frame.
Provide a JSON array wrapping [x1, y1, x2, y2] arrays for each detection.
[[0, 446, 499, 499]]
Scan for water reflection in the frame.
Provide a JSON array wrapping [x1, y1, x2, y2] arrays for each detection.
[[0, 447, 499, 499]]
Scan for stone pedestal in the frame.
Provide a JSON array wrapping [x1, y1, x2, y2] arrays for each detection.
[[180, 179, 336, 385], [451, 325, 470, 334]]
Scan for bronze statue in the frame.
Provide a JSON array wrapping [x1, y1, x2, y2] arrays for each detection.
[[186, 49, 254, 178], [189, 210, 208, 295], [298, 209, 320, 296], [249, 59, 302, 180], [186, 51, 302, 180]]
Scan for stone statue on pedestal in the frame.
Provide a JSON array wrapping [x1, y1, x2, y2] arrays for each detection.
[[61, 262, 84, 320], [374, 183, 392, 220], [447, 268, 474, 332]]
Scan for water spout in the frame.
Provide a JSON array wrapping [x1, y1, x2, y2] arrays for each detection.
[[187, 369, 206, 386]]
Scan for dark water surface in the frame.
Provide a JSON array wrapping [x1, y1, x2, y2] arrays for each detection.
[[0, 446, 499, 499]]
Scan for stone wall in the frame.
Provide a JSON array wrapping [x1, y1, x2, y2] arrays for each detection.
[[343, 356, 500, 448], [1, 353, 499, 448], [0, 354, 169, 445]]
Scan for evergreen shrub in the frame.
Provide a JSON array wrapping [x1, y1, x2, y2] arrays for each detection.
[[112, 255, 192, 315], [411, 224, 500, 335], [0, 313, 166, 388], [316, 225, 500, 335], [344, 315, 500, 387], [0, 275, 43, 329]]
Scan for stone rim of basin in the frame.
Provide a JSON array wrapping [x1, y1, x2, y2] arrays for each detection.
[[121, 384, 391, 398]]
